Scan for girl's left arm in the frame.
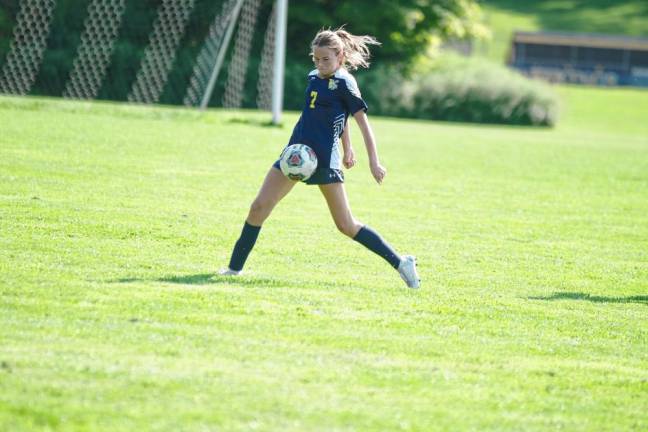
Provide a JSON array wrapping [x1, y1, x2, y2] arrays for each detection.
[[353, 110, 386, 184], [341, 121, 356, 169]]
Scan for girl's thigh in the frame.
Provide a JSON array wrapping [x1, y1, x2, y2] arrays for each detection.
[[247, 167, 297, 224], [255, 166, 297, 204]]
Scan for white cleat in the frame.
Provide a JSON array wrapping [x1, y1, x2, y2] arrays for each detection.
[[218, 268, 241, 276], [398, 255, 420, 289]]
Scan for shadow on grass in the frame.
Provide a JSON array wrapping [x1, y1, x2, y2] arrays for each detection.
[[227, 117, 284, 128], [115, 273, 289, 288], [529, 292, 647, 305]]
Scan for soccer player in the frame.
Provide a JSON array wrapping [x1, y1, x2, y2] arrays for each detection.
[[220, 27, 420, 288]]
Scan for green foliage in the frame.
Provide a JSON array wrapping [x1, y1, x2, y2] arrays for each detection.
[[0, 0, 487, 111], [1, 87, 647, 430], [287, 0, 488, 65], [359, 54, 560, 126], [413, 55, 559, 126], [282, 61, 312, 110]]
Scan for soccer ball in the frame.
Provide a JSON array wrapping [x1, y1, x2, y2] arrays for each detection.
[[279, 144, 318, 181]]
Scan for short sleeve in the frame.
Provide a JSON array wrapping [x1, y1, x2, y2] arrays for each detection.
[[339, 74, 368, 115]]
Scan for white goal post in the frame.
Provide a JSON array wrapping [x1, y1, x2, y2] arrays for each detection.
[[271, 0, 287, 124], [0, 0, 287, 124]]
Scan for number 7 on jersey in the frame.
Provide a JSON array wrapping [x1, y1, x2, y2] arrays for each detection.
[[309, 91, 318, 108]]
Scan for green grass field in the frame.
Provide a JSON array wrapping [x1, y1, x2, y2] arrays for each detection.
[[1, 85, 647, 431], [477, 0, 648, 62]]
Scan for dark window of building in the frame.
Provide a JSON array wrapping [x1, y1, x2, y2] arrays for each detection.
[[630, 50, 648, 67], [576, 47, 625, 68], [524, 43, 572, 63]]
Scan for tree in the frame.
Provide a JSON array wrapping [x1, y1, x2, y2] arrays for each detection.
[[287, 0, 488, 66], [0, 0, 487, 110]]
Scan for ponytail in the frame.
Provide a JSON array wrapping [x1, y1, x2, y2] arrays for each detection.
[[311, 26, 381, 71]]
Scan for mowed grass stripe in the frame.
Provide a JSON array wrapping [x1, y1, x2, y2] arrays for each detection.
[[0, 88, 646, 431]]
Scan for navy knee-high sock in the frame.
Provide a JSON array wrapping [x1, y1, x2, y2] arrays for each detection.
[[228, 222, 261, 271], [353, 226, 401, 269]]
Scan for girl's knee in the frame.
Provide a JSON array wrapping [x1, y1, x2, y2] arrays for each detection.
[[248, 199, 272, 224], [249, 199, 264, 214], [336, 219, 361, 238]]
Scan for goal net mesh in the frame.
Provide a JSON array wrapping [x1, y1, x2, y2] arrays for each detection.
[[0, 0, 278, 111]]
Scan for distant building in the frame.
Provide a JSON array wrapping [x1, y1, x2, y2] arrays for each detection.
[[508, 31, 648, 87]]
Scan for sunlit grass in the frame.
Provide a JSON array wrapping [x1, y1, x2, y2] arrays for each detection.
[[1, 87, 647, 431], [477, 0, 648, 62]]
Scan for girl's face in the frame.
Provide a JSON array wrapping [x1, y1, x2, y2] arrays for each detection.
[[312, 46, 342, 78]]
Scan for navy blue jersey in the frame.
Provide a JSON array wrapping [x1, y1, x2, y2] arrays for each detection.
[[288, 68, 368, 170]]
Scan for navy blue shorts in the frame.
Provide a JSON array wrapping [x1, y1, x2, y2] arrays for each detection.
[[272, 160, 344, 185]]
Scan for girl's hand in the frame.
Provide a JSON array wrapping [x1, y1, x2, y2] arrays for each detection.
[[370, 161, 386, 184], [343, 148, 356, 169]]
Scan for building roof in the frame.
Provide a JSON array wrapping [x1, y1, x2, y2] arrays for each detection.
[[513, 31, 648, 51]]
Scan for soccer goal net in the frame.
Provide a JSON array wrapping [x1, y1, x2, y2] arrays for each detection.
[[0, 0, 287, 122]]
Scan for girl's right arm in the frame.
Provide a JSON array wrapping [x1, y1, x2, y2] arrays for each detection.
[[353, 110, 386, 184]]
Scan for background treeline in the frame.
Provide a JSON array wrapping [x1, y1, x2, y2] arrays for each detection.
[[0, 0, 558, 125]]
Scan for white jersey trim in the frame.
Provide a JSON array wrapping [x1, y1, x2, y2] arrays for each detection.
[[330, 113, 345, 170], [334, 69, 361, 97]]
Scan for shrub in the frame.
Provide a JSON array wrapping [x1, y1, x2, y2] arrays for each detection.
[[359, 54, 560, 126]]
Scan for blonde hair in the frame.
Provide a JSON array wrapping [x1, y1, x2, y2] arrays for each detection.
[[311, 26, 380, 71]]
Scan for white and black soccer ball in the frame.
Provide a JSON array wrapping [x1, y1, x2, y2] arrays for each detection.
[[279, 144, 318, 181]]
